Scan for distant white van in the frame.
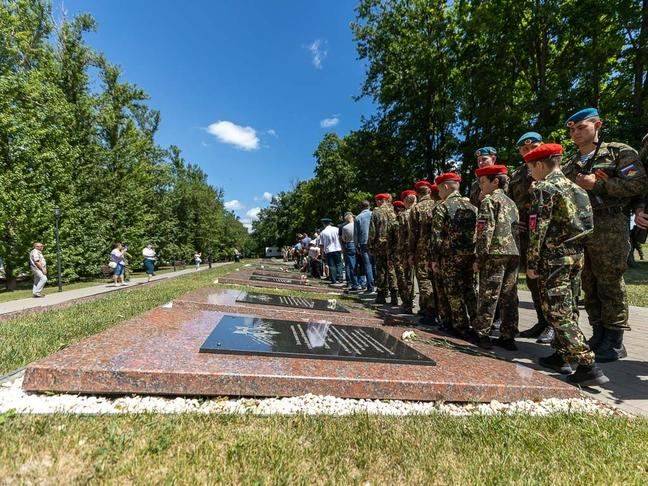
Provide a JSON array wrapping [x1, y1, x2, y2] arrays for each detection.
[[264, 246, 282, 258]]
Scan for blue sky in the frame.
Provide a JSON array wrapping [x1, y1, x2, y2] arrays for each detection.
[[62, 0, 375, 230]]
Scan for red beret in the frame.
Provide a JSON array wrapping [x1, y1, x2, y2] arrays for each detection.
[[429, 183, 439, 193], [414, 180, 433, 191], [475, 164, 508, 177], [374, 193, 391, 201], [392, 200, 405, 209], [523, 143, 563, 163], [400, 189, 416, 200], [435, 172, 462, 185]]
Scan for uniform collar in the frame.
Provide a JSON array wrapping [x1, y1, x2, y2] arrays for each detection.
[[418, 194, 431, 202]]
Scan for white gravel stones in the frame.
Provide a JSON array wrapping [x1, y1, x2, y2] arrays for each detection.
[[0, 373, 617, 416]]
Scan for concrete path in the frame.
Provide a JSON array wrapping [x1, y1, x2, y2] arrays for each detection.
[[514, 290, 648, 417], [0, 264, 228, 318]]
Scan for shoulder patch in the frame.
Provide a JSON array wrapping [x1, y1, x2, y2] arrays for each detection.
[[620, 163, 639, 177], [528, 214, 537, 231]]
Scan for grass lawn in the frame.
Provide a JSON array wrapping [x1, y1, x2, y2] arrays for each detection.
[[0, 267, 178, 304], [1, 413, 647, 483]]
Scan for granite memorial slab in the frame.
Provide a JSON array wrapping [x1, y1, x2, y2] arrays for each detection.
[[23, 306, 582, 402], [250, 275, 310, 286], [220, 273, 344, 294], [200, 315, 433, 365], [236, 292, 350, 313]]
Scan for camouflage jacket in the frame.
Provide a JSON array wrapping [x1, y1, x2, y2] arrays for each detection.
[[637, 134, 648, 211], [562, 142, 648, 213], [509, 164, 533, 222], [431, 190, 477, 257], [469, 179, 482, 207], [527, 170, 593, 271], [475, 189, 520, 258], [368, 202, 396, 255], [396, 208, 413, 256], [408, 195, 437, 256]]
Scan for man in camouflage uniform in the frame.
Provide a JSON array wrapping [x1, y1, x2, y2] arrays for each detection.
[[409, 180, 439, 323], [473, 165, 520, 351], [470, 147, 498, 207], [510, 132, 553, 344], [524, 143, 609, 386], [395, 190, 417, 313], [368, 193, 398, 305], [431, 172, 477, 338], [562, 108, 648, 362]]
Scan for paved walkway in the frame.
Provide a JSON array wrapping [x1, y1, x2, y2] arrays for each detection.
[[513, 290, 648, 416], [0, 264, 228, 318]]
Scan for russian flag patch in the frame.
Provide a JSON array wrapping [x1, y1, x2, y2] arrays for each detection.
[[621, 163, 638, 177]]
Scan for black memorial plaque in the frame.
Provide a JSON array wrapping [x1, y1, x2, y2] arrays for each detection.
[[249, 275, 309, 286], [237, 292, 350, 313], [200, 315, 436, 366]]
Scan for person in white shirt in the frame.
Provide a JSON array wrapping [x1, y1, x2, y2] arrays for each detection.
[[194, 251, 202, 270], [142, 244, 157, 282], [318, 218, 344, 286], [29, 242, 47, 297]]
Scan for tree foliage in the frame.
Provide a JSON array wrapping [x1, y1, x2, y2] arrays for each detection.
[[253, 0, 648, 248], [0, 0, 248, 286]]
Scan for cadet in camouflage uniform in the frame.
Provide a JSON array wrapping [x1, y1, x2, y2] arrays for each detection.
[[562, 108, 648, 362], [431, 172, 477, 337], [470, 147, 498, 207], [473, 165, 520, 351], [391, 200, 407, 309], [368, 193, 398, 305], [409, 180, 438, 322], [524, 143, 609, 386], [510, 132, 553, 344], [396, 190, 417, 313]]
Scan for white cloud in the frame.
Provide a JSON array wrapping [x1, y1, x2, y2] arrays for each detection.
[[262, 191, 273, 202], [224, 199, 244, 211], [307, 39, 328, 69], [242, 222, 253, 233], [206, 121, 259, 151], [267, 129, 277, 137], [320, 115, 339, 128], [246, 207, 261, 221]]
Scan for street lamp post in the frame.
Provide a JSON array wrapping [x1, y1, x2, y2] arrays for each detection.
[[54, 207, 62, 292]]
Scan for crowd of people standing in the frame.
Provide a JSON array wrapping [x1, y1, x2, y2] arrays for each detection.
[[284, 107, 648, 388]]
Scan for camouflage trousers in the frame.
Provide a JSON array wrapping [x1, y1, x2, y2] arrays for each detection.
[[474, 255, 520, 339], [395, 257, 414, 307], [519, 233, 548, 327], [538, 254, 594, 365], [433, 265, 449, 323], [415, 257, 435, 315], [582, 213, 630, 331], [439, 255, 477, 331], [374, 253, 398, 296]]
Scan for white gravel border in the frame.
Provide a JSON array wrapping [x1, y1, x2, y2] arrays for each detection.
[[0, 373, 617, 416]]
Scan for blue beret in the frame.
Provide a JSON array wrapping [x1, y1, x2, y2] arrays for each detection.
[[566, 108, 599, 126], [475, 146, 497, 157], [516, 131, 543, 147]]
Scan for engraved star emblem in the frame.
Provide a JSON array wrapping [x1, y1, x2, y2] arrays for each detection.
[[233, 324, 280, 346]]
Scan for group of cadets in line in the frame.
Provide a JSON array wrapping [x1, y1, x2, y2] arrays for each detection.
[[366, 107, 648, 387]]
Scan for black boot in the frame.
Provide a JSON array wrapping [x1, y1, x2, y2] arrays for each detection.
[[538, 353, 572, 374], [595, 329, 627, 363], [494, 336, 518, 351], [567, 364, 610, 386], [519, 321, 546, 338], [390, 290, 399, 306], [476, 335, 493, 350], [588, 326, 605, 351], [374, 293, 387, 305]]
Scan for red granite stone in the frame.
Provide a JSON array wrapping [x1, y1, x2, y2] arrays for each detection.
[[22, 305, 580, 402], [173, 288, 411, 326], [220, 271, 345, 295]]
